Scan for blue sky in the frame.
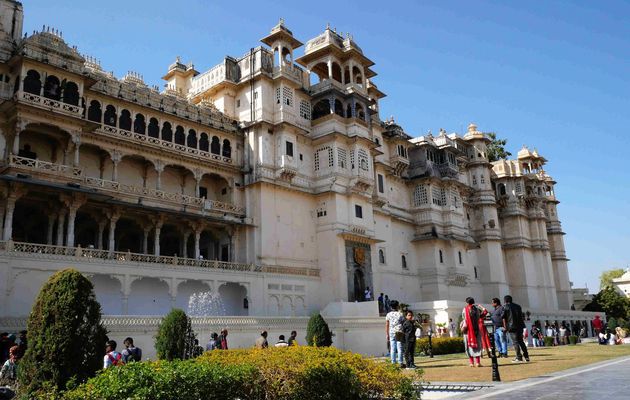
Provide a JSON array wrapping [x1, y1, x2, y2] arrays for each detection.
[[23, 0, 630, 293]]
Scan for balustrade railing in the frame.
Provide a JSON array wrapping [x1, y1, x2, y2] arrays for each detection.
[[16, 91, 83, 116], [9, 154, 83, 177], [96, 125, 234, 165], [0, 241, 319, 277]]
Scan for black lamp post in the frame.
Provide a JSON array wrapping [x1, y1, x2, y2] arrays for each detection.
[[484, 316, 501, 382], [427, 326, 434, 358]]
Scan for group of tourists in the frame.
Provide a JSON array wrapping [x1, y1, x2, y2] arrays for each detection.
[[254, 330, 298, 349], [0, 331, 27, 382], [205, 329, 229, 351]]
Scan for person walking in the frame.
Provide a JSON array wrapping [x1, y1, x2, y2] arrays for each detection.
[[401, 311, 417, 369], [287, 330, 298, 346], [502, 295, 530, 363], [255, 331, 269, 349], [448, 318, 456, 338], [385, 300, 404, 367], [491, 298, 508, 357], [462, 297, 487, 367], [121, 337, 142, 363]]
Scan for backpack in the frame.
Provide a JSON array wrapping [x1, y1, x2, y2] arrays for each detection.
[[108, 352, 124, 367]]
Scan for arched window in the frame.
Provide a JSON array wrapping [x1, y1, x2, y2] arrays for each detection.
[[334, 99, 344, 117], [498, 183, 507, 196], [439, 250, 443, 264], [62, 81, 79, 105], [401, 255, 407, 269], [331, 62, 342, 82], [355, 103, 365, 120], [378, 249, 385, 264], [174, 125, 185, 145], [87, 100, 102, 122], [103, 105, 117, 127], [119, 109, 132, 131], [148, 118, 159, 138], [161, 122, 173, 141], [222, 139, 231, 158], [133, 114, 146, 134], [352, 66, 363, 86], [346, 103, 352, 118], [210, 136, 220, 154], [199, 133, 209, 152], [43, 75, 61, 100], [187, 129, 197, 148], [312, 99, 330, 120], [343, 66, 350, 84], [23, 70, 41, 95]]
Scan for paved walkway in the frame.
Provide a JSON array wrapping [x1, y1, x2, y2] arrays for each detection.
[[452, 356, 630, 399]]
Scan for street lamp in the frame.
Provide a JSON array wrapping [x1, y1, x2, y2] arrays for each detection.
[[427, 326, 434, 358], [484, 316, 501, 382]]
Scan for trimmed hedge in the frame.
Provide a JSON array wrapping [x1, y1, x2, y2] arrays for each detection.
[[568, 335, 578, 345], [415, 337, 465, 356], [543, 336, 555, 347], [65, 346, 418, 400]]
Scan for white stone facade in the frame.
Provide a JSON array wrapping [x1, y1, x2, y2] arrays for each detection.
[[0, 5, 577, 327]]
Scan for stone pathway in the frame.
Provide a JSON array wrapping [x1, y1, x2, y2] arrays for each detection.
[[446, 355, 630, 399]]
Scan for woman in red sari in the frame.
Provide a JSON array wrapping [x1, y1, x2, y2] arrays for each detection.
[[461, 297, 489, 367]]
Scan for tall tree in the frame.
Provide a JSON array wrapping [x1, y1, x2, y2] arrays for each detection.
[[486, 132, 512, 162], [584, 286, 629, 320], [155, 308, 197, 360], [18, 269, 108, 397], [599, 268, 625, 289]]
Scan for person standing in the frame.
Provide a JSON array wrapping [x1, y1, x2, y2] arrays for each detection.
[[364, 286, 372, 302], [121, 337, 142, 363], [462, 297, 487, 367], [592, 315, 603, 336], [219, 329, 229, 350], [0, 345, 19, 381], [255, 331, 269, 349], [378, 293, 385, 315], [490, 298, 508, 358], [384, 295, 391, 313], [385, 300, 404, 367], [103, 340, 123, 369], [275, 335, 289, 348], [206, 333, 220, 351], [287, 330, 298, 346], [502, 295, 530, 363], [559, 324, 567, 345], [401, 311, 417, 369], [448, 318, 456, 338]]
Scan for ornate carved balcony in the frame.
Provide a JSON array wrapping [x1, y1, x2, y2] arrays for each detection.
[[272, 65, 304, 86], [0, 240, 319, 277], [436, 163, 459, 178], [15, 91, 83, 117], [277, 155, 298, 181], [389, 155, 409, 176], [8, 155, 83, 178]]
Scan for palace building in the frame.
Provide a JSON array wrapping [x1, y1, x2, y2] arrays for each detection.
[[0, 2, 574, 322]]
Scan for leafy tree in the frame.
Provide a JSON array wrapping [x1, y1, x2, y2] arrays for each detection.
[[584, 286, 630, 320], [599, 268, 625, 289], [155, 308, 197, 360], [486, 132, 512, 162], [18, 269, 108, 397], [306, 313, 333, 347]]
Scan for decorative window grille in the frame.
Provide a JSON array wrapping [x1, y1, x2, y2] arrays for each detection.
[[314, 150, 320, 171], [515, 181, 522, 194], [480, 174, 485, 184], [472, 175, 477, 185], [440, 187, 448, 206], [350, 150, 356, 169], [337, 148, 347, 169], [432, 186, 442, 206], [358, 149, 369, 171], [299, 100, 311, 119], [327, 147, 334, 168], [275, 87, 281, 104], [315, 146, 332, 171], [282, 86, 293, 106], [413, 185, 428, 207], [451, 188, 459, 208]]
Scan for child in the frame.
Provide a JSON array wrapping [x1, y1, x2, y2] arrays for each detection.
[[401, 310, 417, 369]]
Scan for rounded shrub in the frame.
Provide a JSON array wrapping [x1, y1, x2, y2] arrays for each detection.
[[306, 312, 333, 347], [415, 337, 465, 356], [155, 308, 197, 361], [18, 268, 108, 398], [543, 336, 555, 347], [568, 335, 578, 345]]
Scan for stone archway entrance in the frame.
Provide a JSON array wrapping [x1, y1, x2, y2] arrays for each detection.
[[345, 242, 372, 302]]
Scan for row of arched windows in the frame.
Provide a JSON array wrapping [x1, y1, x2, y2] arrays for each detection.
[[87, 100, 232, 158], [311, 98, 367, 121], [23, 69, 80, 105]]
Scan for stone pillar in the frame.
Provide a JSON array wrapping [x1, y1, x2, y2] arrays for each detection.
[[66, 206, 78, 247], [327, 58, 332, 80], [55, 211, 66, 246], [3, 197, 17, 241], [194, 230, 201, 259], [182, 231, 190, 259], [46, 214, 55, 245], [107, 213, 120, 252], [348, 59, 354, 84], [142, 227, 150, 254], [155, 161, 164, 190], [111, 151, 122, 182], [11, 121, 22, 156], [71, 133, 81, 167], [97, 220, 106, 250], [154, 220, 163, 256]]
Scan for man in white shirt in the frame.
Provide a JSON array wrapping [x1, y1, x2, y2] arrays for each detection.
[[275, 335, 289, 347], [364, 287, 372, 301]]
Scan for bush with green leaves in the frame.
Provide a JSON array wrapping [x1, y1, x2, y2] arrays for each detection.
[[607, 317, 618, 331], [64, 347, 418, 400], [568, 335, 578, 345], [415, 337, 464, 356], [543, 336, 555, 347], [17, 268, 108, 398], [155, 308, 197, 361], [306, 312, 333, 347]]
